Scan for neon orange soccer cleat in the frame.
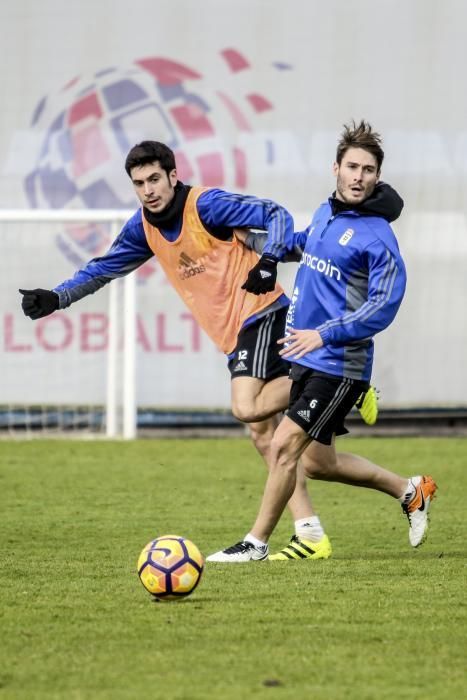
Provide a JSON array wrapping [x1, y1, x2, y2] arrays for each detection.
[[402, 475, 437, 547]]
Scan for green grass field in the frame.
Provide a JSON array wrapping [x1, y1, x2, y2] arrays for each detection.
[[1, 437, 466, 700]]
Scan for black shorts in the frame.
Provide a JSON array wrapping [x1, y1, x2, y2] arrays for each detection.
[[287, 365, 369, 445], [228, 306, 290, 380]]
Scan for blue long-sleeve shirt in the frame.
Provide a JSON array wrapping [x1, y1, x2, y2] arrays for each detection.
[[54, 187, 293, 308], [285, 199, 407, 381]]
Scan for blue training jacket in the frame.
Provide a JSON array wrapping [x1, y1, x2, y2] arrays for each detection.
[[286, 199, 407, 381], [53, 187, 293, 308]]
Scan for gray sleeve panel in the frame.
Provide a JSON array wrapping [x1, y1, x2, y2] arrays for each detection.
[[244, 231, 303, 262], [244, 231, 268, 254], [54, 254, 150, 308], [343, 268, 372, 378], [57, 275, 113, 308]]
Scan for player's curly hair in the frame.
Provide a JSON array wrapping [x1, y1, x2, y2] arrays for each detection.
[[336, 120, 384, 171], [125, 141, 176, 177]]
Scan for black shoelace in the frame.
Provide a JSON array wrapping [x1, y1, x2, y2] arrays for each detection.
[[223, 541, 254, 554]]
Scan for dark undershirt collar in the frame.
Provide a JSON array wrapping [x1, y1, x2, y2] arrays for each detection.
[[142, 181, 191, 228]]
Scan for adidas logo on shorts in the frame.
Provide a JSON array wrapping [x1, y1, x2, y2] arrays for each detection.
[[234, 361, 248, 372], [297, 409, 311, 422]]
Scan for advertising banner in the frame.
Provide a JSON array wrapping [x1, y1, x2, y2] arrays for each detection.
[[1, 0, 466, 408]]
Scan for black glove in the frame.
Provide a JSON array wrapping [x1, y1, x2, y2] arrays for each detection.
[[241, 254, 278, 295], [19, 288, 60, 320]]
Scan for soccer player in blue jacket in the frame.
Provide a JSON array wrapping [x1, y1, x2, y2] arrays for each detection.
[[208, 120, 437, 562]]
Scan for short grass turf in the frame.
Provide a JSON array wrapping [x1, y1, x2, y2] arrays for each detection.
[[0, 437, 466, 700]]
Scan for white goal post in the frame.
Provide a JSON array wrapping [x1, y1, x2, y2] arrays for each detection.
[[0, 209, 136, 438]]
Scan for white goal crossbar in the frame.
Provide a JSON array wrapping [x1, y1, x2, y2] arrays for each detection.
[[1, 209, 137, 439]]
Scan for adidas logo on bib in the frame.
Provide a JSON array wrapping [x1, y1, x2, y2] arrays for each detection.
[[178, 252, 206, 279]]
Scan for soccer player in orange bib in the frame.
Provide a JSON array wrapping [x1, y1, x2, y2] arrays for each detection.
[[20, 140, 380, 561]]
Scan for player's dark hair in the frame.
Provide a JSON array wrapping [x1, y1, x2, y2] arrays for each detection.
[[125, 141, 176, 177], [336, 120, 384, 171]]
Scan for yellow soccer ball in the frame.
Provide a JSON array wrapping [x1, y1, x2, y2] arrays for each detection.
[[137, 535, 204, 601]]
